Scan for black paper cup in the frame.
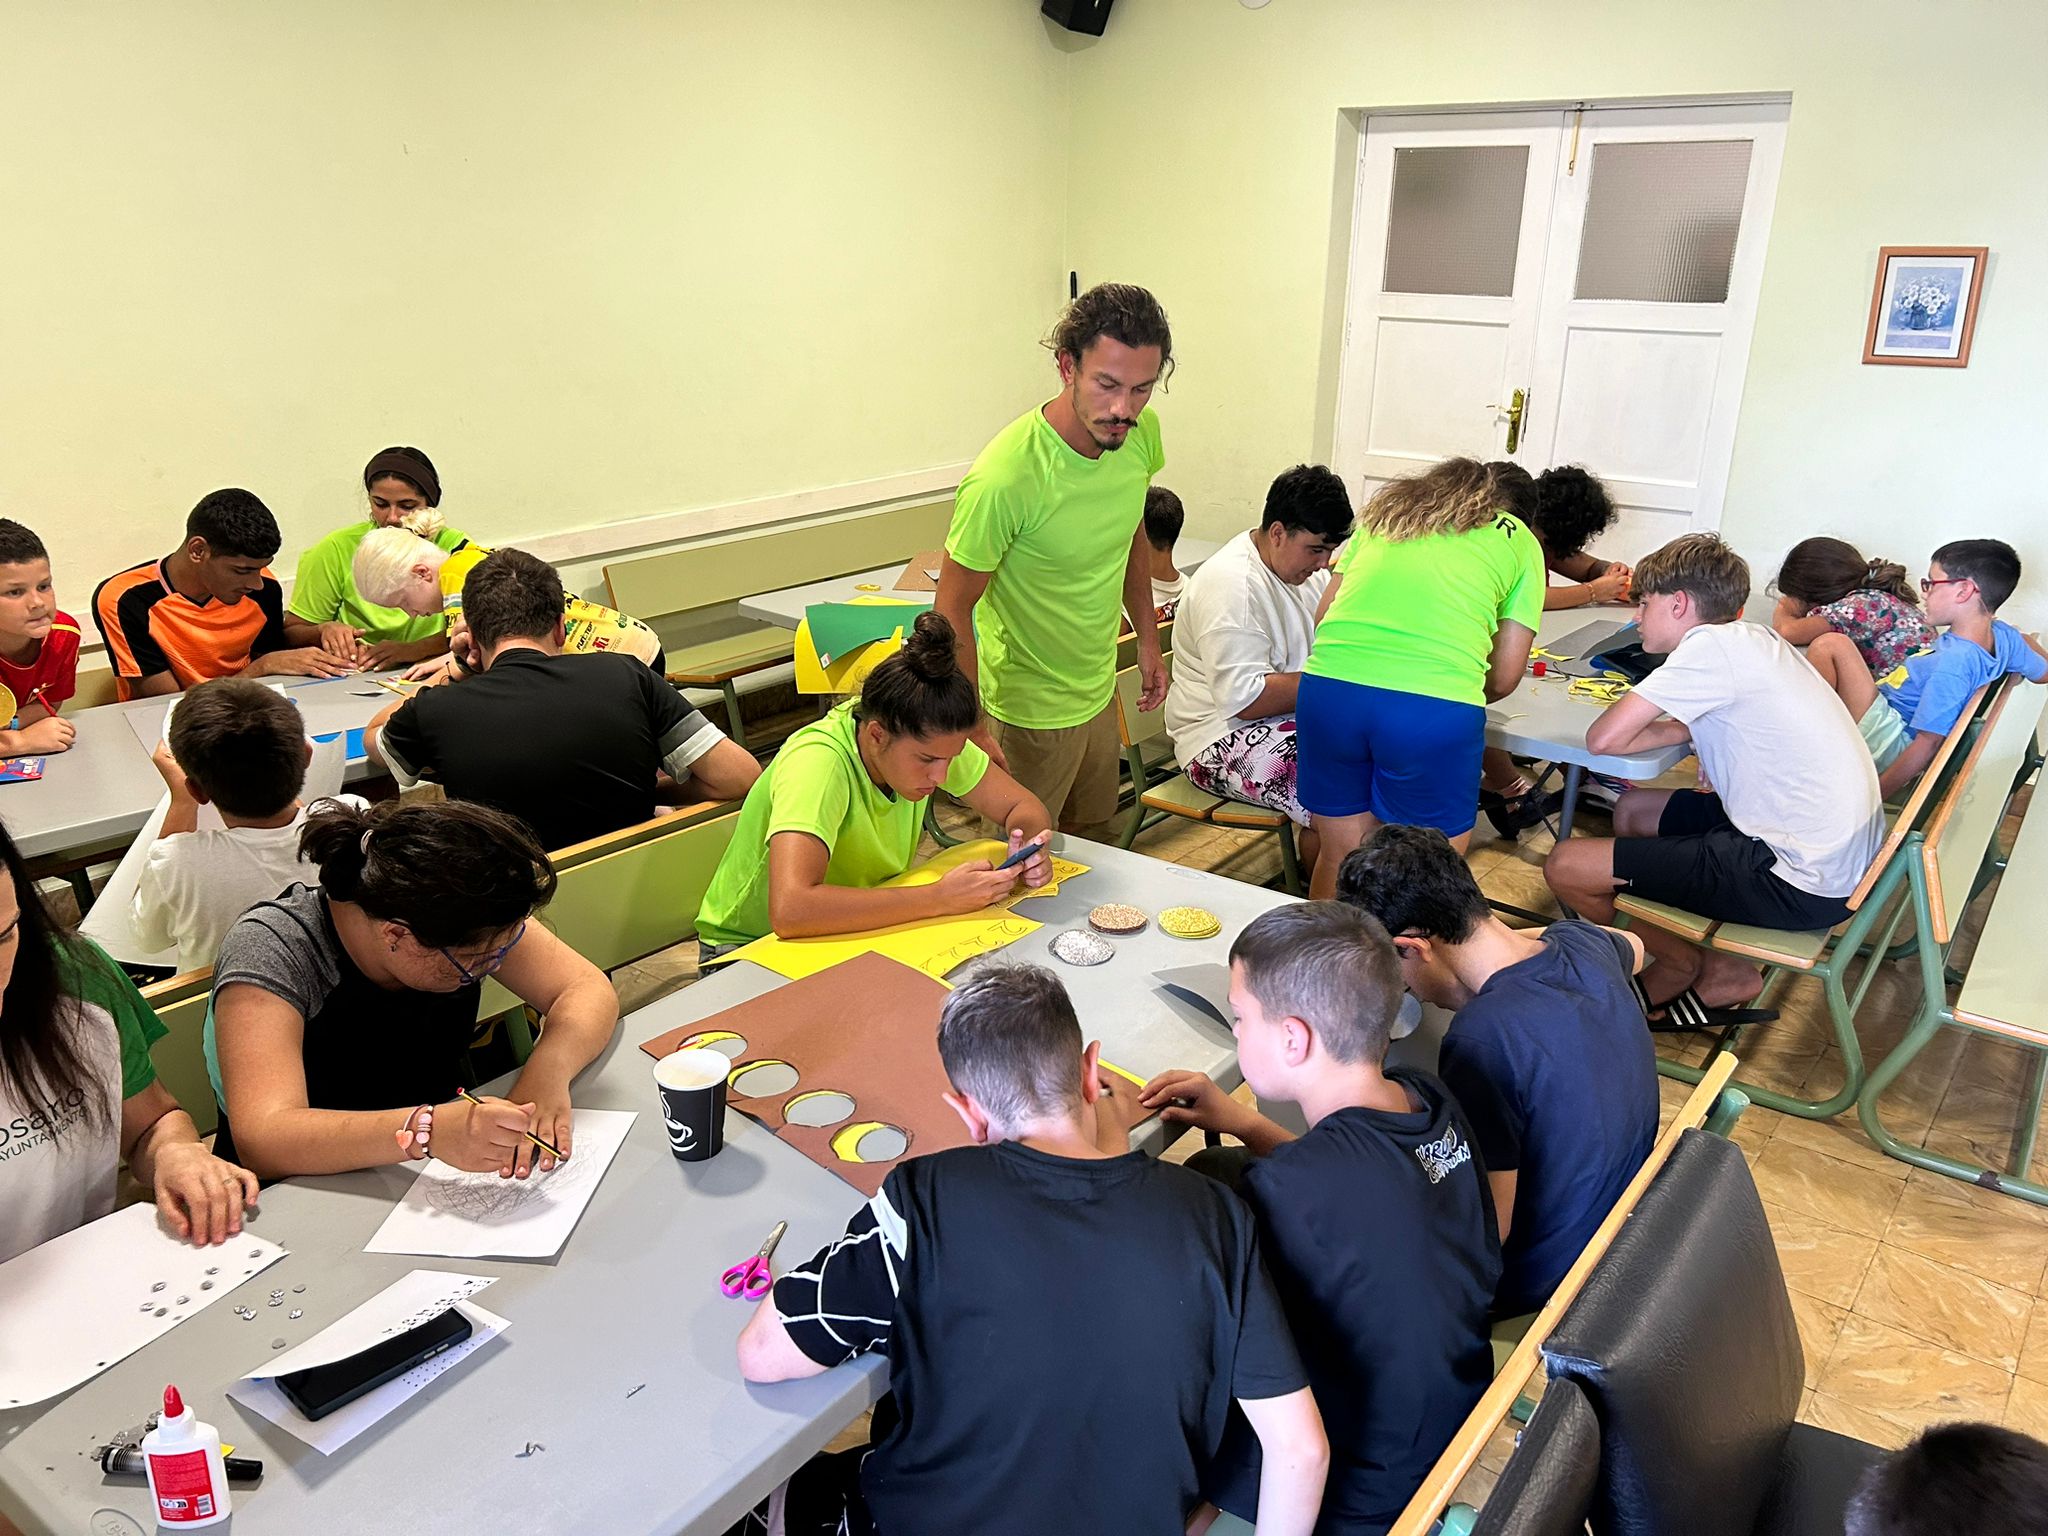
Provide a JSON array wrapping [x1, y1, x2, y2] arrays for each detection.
[[653, 1048, 728, 1162]]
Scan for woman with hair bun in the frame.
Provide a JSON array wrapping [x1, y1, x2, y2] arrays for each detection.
[[353, 511, 663, 680], [283, 446, 469, 670], [694, 612, 1054, 956], [1770, 536, 1934, 674], [207, 798, 618, 1181]]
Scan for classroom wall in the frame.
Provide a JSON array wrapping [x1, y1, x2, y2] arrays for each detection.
[[1, 1, 1070, 628], [1060, 0, 2048, 626]]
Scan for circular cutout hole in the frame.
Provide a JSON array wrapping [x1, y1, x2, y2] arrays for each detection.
[[783, 1090, 856, 1128], [829, 1121, 909, 1164], [728, 1058, 800, 1099], [676, 1030, 748, 1059]]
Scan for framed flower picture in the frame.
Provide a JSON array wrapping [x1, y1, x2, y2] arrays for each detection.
[[1863, 246, 1987, 367]]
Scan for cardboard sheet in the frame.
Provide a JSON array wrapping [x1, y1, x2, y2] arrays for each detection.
[[640, 952, 966, 1196], [0, 1204, 289, 1409], [727, 911, 1041, 984], [891, 549, 945, 593]]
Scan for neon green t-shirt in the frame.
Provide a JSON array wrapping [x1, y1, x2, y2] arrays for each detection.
[[288, 519, 467, 645], [946, 405, 1165, 729], [1303, 512, 1546, 706], [695, 700, 991, 947]]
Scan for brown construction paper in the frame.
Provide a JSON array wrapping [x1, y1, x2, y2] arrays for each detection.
[[891, 549, 945, 593], [640, 952, 963, 1196]]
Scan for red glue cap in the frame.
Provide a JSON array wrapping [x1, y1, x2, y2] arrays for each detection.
[[163, 1384, 185, 1417]]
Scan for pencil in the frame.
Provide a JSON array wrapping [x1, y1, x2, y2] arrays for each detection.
[[456, 1088, 566, 1161]]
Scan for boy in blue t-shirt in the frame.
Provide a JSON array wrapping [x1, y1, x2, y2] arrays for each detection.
[[1807, 539, 2048, 798], [1143, 902, 1500, 1535], [1338, 825, 1657, 1319]]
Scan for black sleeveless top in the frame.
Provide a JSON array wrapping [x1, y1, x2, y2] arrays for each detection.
[[209, 883, 482, 1164]]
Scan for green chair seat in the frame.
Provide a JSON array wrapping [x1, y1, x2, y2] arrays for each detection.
[[1613, 892, 1715, 943], [1709, 921, 1831, 970], [1139, 774, 1223, 819]]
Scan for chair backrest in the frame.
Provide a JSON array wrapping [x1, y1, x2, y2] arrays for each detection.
[[1921, 680, 2048, 942], [140, 968, 218, 1137], [1846, 678, 1994, 910], [1112, 656, 1174, 755], [602, 499, 953, 623], [1469, 1377, 1602, 1536], [476, 809, 741, 1018], [1541, 1129, 1802, 1536]]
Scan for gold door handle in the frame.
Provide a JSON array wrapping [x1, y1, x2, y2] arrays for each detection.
[[1486, 388, 1529, 454]]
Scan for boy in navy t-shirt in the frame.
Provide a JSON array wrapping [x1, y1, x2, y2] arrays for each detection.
[[1339, 825, 1657, 1319], [1805, 539, 2048, 798], [1143, 902, 1500, 1535], [737, 963, 1326, 1536]]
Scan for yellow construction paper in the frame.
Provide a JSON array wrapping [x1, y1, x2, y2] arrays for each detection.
[[794, 623, 905, 695], [729, 911, 1042, 984], [882, 839, 1089, 905]]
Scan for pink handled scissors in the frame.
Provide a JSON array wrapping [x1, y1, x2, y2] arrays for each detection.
[[720, 1220, 788, 1299]]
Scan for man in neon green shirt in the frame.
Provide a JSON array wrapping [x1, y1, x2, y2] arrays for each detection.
[[936, 284, 1172, 843]]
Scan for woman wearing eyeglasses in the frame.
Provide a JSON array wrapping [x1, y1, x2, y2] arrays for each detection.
[[206, 799, 617, 1182]]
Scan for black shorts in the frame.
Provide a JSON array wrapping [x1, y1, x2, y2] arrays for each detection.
[[1612, 791, 1853, 931]]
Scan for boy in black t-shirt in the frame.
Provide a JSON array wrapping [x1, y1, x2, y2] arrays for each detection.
[[1337, 825, 1658, 1318], [1143, 902, 1500, 1536], [736, 963, 1327, 1536]]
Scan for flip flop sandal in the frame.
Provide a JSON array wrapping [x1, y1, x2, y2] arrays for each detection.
[[1631, 976, 1779, 1034]]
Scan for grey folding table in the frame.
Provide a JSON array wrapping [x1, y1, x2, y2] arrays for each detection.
[[736, 537, 1221, 631], [0, 837, 1283, 1535]]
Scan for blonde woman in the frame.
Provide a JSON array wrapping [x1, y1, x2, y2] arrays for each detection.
[[1298, 458, 1544, 895], [353, 514, 663, 680]]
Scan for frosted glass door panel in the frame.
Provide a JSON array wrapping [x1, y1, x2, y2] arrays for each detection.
[[1384, 146, 1530, 297], [1573, 139, 1753, 303]]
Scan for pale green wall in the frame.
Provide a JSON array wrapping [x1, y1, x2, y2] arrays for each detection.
[[1, 2, 1069, 619], [1063, 0, 2048, 624]]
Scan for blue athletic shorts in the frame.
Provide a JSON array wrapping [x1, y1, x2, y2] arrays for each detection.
[[1295, 673, 1486, 835]]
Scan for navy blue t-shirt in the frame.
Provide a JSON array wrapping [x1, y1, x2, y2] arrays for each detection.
[[1208, 1069, 1501, 1535], [1439, 921, 1657, 1317]]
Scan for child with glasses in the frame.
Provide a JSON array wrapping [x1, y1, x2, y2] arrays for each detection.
[[207, 800, 618, 1181], [1802, 539, 2047, 798]]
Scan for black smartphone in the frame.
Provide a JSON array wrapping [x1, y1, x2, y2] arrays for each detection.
[[275, 1308, 474, 1421]]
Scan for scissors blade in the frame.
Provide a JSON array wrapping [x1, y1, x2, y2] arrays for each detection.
[[757, 1220, 789, 1262]]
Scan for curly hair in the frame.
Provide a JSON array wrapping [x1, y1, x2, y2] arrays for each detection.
[[1044, 283, 1174, 384], [1358, 458, 1502, 543], [187, 488, 282, 561], [1531, 465, 1618, 558]]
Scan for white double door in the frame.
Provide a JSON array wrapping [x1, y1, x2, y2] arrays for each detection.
[[1332, 102, 1788, 557]]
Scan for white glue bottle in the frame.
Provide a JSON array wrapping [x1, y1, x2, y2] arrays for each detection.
[[141, 1384, 231, 1527]]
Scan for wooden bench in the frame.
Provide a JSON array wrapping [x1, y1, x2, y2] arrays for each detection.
[[1622, 678, 2000, 1120], [139, 967, 219, 1137], [1109, 658, 1303, 894], [1855, 678, 2048, 1198], [603, 498, 953, 750], [1386, 1055, 1744, 1536]]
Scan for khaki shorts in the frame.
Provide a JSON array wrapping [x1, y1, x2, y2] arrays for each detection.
[[990, 703, 1122, 835]]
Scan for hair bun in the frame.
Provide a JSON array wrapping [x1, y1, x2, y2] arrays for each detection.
[[396, 508, 447, 539], [902, 611, 958, 682]]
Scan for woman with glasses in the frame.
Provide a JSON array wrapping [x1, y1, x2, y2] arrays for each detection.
[[0, 818, 258, 1265], [206, 799, 617, 1181]]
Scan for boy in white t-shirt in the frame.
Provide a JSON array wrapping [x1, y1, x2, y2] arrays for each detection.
[[1164, 465, 1352, 846], [1545, 534, 1883, 1031], [133, 677, 353, 973], [1143, 485, 1186, 620]]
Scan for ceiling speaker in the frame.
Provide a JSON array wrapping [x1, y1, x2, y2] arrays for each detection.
[[1041, 0, 1114, 37]]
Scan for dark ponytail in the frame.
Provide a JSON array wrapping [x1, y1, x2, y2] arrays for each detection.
[[854, 612, 981, 739], [298, 798, 556, 949], [1776, 536, 1922, 609], [0, 818, 115, 1142]]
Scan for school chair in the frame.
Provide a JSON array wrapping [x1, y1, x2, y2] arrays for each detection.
[[1114, 615, 1173, 672], [476, 805, 742, 1060], [1624, 677, 2002, 1120], [602, 499, 952, 753], [1855, 678, 2048, 1199], [140, 967, 219, 1138], [1110, 659, 1303, 895], [1540, 1129, 1882, 1536]]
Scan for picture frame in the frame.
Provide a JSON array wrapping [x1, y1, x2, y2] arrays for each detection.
[[1863, 246, 1987, 367]]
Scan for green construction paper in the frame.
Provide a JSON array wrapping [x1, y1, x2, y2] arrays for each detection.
[[805, 602, 914, 664]]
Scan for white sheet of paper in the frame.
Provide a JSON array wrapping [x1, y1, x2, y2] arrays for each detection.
[[362, 1109, 635, 1259], [228, 1270, 505, 1454], [0, 1204, 289, 1409]]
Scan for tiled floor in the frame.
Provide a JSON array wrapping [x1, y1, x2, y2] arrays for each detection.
[[604, 791, 2048, 1505]]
